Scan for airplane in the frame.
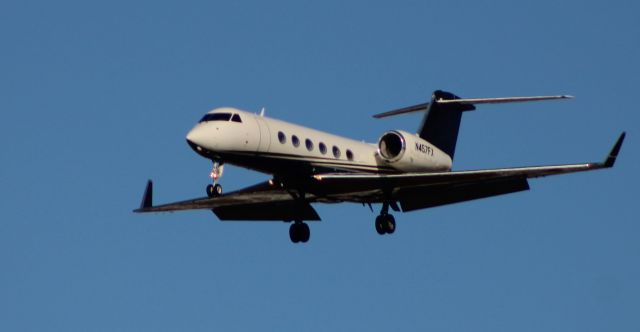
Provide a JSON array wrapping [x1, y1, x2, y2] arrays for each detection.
[[134, 90, 625, 244]]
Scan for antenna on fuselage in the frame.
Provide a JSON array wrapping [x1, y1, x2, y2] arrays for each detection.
[[260, 107, 266, 117]]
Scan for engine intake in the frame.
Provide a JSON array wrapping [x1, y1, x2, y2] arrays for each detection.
[[377, 130, 452, 172], [378, 131, 406, 161]]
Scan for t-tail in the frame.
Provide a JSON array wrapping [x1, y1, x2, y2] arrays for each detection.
[[373, 90, 573, 160]]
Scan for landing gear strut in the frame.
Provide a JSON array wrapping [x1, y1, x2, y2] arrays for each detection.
[[206, 161, 224, 198], [375, 202, 396, 235], [289, 221, 310, 243]]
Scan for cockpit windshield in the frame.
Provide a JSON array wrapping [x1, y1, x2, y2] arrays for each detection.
[[199, 113, 232, 123]]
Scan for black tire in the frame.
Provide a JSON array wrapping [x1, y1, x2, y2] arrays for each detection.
[[206, 184, 215, 197], [213, 184, 223, 196], [300, 223, 310, 243], [375, 215, 385, 235], [289, 223, 300, 243], [385, 214, 396, 234]]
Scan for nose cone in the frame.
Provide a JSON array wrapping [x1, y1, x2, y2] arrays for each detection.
[[186, 126, 205, 144], [186, 126, 209, 154]]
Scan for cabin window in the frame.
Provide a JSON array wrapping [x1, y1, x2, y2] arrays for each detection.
[[199, 113, 231, 123], [231, 114, 242, 123], [305, 139, 314, 151], [346, 149, 354, 161], [319, 142, 327, 155], [278, 131, 286, 144], [292, 135, 300, 147], [332, 146, 341, 159]]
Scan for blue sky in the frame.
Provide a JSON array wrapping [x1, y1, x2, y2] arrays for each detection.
[[1, 0, 638, 331]]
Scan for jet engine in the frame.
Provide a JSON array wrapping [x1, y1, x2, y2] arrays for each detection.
[[377, 130, 452, 172]]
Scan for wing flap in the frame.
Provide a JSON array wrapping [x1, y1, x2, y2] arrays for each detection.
[[398, 177, 530, 212], [213, 201, 320, 221]]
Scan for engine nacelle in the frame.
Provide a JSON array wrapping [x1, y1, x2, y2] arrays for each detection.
[[377, 130, 452, 172]]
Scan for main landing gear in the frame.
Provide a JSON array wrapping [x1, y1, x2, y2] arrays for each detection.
[[206, 161, 224, 198], [289, 221, 310, 243], [374, 202, 396, 235], [375, 214, 396, 235]]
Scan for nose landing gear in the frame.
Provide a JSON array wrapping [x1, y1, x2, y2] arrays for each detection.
[[206, 183, 222, 197], [206, 161, 224, 198]]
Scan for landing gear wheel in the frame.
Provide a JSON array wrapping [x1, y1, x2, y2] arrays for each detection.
[[375, 214, 396, 235], [206, 183, 222, 197], [289, 222, 311, 243], [300, 223, 310, 243], [289, 224, 300, 243], [385, 214, 396, 234], [375, 216, 385, 235]]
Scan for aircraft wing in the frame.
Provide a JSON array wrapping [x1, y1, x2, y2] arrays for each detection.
[[310, 132, 626, 211], [135, 132, 624, 219], [134, 180, 321, 221]]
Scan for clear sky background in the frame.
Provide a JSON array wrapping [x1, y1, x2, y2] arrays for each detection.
[[1, 0, 638, 331]]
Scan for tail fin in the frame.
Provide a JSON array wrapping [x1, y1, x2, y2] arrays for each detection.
[[373, 90, 573, 160], [417, 90, 475, 160]]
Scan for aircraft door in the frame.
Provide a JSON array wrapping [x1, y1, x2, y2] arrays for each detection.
[[238, 113, 260, 152], [255, 116, 271, 152]]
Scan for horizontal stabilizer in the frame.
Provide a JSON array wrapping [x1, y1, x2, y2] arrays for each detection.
[[438, 95, 573, 105], [373, 94, 573, 118]]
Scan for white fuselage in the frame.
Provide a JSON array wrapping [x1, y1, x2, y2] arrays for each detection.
[[185, 108, 452, 176]]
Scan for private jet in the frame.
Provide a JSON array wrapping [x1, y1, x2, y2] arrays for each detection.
[[135, 90, 625, 243]]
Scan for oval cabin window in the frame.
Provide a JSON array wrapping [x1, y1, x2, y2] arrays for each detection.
[[319, 142, 327, 155], [346, 149, 354, 161], [292, 135, 300, 147], [332, 146, 341, 159], [278, 131, 286, 144]]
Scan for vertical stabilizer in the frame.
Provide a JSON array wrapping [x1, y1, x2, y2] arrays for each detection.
[[417, 90, 475, 160]]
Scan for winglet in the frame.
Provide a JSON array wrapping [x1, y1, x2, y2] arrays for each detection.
[[137, 180, 153, 211], [604, 132, 626, 168]]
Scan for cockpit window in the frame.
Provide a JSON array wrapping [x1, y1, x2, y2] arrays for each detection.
[[199, 113, 232, 123], [231, 114, 242, 123]]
